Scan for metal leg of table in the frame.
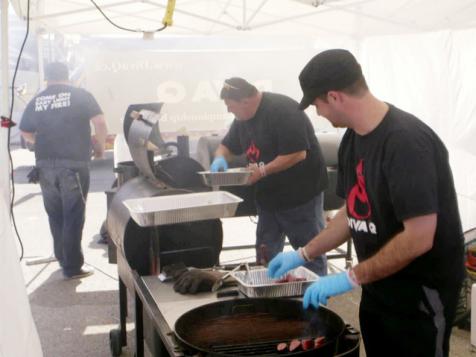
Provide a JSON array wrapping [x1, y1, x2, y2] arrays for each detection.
[[135, 291, 145, 357], [345, 240, 353, 269], [119, 278, 128, 346]]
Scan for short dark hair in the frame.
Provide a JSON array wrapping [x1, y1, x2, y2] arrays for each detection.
[[317, 76, 368, 103], [220, 77, 258, 101], [298, 49, 366, 109], [44, 62, 69, 81]]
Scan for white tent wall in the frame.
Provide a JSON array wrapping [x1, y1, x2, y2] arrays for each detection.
[[76, 34, 355, 136], [360, 29, 476, 230], [1, 3, 42, 357], [0, 197, 43, 357]]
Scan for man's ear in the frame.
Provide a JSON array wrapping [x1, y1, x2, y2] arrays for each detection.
[[327, 91, 338, 103]]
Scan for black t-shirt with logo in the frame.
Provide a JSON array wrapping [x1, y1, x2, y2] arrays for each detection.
[[20, 84, 103, 163], [337, 104, 464, 310], [222, 92, 328, 211]]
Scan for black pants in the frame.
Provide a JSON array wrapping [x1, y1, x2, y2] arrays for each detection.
[[359, 283, 461, 357], [39, 166, 90, 276]]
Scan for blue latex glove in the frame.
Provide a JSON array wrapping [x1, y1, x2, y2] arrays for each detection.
[[303, 272, 354, 309], [267, 251, 305, 279], [210, 156, 228, 172]]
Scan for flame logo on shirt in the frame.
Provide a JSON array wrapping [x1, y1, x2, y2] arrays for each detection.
[[246, 141, 260, 163], [347, 159, 371, 219]]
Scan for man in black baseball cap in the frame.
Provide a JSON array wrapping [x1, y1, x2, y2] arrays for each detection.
[[298, 49, 365, 110], [268, 49, 464, 357]]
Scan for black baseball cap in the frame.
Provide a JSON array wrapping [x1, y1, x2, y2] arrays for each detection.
[[298, 49, 363, 110], [220, 77, 258, 101], [44, 62, 69, 81]]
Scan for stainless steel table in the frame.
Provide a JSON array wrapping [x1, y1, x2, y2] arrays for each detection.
[[132, 271, 360, 357], [133, 271, 237, 357]]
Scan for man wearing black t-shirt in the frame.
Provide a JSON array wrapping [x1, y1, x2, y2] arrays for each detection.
[[20, 62, 107, 280], [211, 77, 329, 275], [267, 50, 464, 357]]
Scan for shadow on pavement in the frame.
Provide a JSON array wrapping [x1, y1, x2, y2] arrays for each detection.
[[29, 270, 125, 357]]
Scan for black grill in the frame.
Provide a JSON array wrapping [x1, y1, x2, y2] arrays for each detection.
[[211, 339, 288, 355]]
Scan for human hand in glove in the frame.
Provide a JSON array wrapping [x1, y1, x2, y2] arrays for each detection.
[[303, 272, 355, 309], [173, 269, 226, 294], [210, 156, 228, 172], [267, 251, 305, 279]]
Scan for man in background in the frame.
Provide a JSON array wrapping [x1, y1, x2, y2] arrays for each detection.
[[210, 77, 329, 275], [20, 62, 107, 279]]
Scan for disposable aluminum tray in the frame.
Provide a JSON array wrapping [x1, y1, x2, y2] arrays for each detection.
[[198, 168, 252, 187], [123, 191, 243, 227], [231, 266, 319, 298]]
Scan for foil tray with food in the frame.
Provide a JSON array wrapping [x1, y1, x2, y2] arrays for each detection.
[[231, 266, 319, 298], [123, 191, 243, 226], [198, 167, 252, 187]]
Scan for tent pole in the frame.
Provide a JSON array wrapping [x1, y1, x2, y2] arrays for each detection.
[[1, 0, 11, 205], [1, 0, 9, 116]]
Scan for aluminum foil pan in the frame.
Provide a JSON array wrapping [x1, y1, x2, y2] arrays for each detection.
[[198, 168, 252, 187], [123, 191, 243, 227], [231, 266, 319, 298]]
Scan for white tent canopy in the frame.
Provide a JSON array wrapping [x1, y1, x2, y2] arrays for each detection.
[[2, 1, 476, 355], [9, 0, 476, 38]]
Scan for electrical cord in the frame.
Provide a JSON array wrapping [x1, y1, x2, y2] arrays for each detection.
[[89, 0, 171, 33], [7, 0, 30, 261], [5, 0, 176, 262]]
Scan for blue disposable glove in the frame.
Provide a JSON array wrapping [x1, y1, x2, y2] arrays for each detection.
[[210, 156, 228, 172], [267, 251, 305, 279], [303, 272, 354, 309]]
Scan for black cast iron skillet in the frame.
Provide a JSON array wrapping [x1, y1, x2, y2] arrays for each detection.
[[174, 298, 345, 356]]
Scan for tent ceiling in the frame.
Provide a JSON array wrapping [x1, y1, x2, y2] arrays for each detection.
[[9, 0, 476, 38]]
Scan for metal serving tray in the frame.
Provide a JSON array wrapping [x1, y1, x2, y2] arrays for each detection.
[[231, 266, 319, 298], [198, 168, 252, 187], [123, 191, 243, 227]]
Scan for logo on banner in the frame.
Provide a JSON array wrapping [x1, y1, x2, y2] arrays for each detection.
[[347, 159, 377, 234]]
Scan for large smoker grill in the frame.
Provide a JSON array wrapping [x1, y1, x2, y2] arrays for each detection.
[[107, 103, 236, 356], [105, 103, 358, 357]]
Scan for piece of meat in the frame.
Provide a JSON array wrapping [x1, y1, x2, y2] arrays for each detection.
[[275, 274, 306, 283], [289, 339, 301, 352], [286, 275, 306, 282], [301, 338, 314, 350], [276, 342, 288, 352], [314, 336, 326, 348]]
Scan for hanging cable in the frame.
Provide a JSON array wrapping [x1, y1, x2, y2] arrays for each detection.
[[6, 0, 31, 261], [89, 0, 176, 33]]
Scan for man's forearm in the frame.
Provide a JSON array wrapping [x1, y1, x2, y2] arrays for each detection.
[[305, 207, 351, 259], [21, 131, 35, 144], [215, 144, 232, 161], [91, 114, 107, 157], [264, 151, 306, 176]]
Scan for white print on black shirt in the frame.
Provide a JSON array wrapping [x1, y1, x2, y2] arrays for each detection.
[[347, 217, 377, 234], [347, 159, 378, 235], [35, 92, 71, 112]]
